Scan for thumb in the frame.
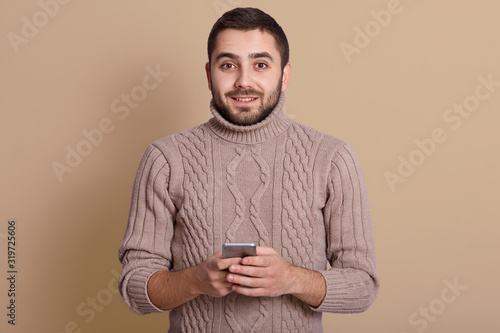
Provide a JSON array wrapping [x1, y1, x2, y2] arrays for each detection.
[[256, 246, 277, 256]]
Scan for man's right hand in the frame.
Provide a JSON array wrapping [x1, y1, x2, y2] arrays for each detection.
[[193, 250, 241, 297], [147, 250, 240, 311]]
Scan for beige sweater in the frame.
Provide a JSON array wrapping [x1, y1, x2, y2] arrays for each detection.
[[118, 94, 379, 332]]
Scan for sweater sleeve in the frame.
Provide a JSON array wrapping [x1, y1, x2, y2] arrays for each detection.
[[118, 145, 176, 315], [315, 143, 379, 313]]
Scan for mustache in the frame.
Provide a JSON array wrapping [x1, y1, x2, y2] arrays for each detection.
[[225, 89, 263, 98]]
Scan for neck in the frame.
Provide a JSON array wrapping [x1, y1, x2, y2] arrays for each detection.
[[207, 93, 291, 144]]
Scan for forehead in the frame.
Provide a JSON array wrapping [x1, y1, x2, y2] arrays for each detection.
[[213, 29, 280, 59]]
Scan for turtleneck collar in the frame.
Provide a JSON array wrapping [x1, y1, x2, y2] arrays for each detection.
[[207, 93, 291, 144]]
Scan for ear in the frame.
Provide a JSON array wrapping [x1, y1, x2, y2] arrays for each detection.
[[205, 62, 212, 91], [281, 62, 291, 91]]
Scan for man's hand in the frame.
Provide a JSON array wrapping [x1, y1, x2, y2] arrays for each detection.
[[192, 250, 241, 297], [226, 246, 326, 307], [147, 251, 240, 311]]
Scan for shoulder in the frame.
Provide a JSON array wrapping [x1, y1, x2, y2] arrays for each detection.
[[287, 121, 348, 155], [150, 123, 211, 152], [140, 123, 213, 171]]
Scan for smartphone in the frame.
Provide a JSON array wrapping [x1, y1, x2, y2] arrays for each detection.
[[222, 242, 256, 259]]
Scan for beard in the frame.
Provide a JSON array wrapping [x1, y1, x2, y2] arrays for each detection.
[[212, 81, 282, 126]]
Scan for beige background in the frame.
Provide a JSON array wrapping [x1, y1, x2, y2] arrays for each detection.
[[1, 0, 499, 332]]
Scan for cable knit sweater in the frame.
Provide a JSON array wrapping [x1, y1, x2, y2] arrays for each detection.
[[118, 93, 379, 332]]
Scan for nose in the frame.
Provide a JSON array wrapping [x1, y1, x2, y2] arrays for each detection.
[[234, 67, 253, 89]]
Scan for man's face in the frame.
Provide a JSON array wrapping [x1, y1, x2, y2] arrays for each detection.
[[206, 29, 291, 126]]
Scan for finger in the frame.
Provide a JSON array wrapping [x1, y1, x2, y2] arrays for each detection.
[[211, 285, 235, 298], [255, 246, 277, 256], [241, 256, 262, 266], [213, 250, 223, 259], [214, 257, 241, 271], [218, 280, 235, 290], [241, 253, 275, 267], [227, 273, 262, 288], [229, 263, 266, 278], [232, 284, 267, 297]]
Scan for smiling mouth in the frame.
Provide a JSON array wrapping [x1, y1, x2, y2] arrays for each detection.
[[231, 97, 258, 102]]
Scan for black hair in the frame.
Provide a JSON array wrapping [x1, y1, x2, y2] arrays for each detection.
[[207, 7, 290, 70]]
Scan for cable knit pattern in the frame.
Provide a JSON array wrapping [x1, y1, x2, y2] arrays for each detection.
[[118, 93, 379, 332], [281, 124, 318, 268], [225, 147, 247, 243], [225, 145, 271, 332], [175, 127, 215, 331], [248, 146, 271, 246], [282, 295, 312, 332], [176, 127, 213, 267], [279, 123, 322, 329], [225, 294, 270, 333]]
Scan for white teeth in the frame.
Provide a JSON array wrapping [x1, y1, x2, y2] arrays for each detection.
[[236, 98, 255, 102]]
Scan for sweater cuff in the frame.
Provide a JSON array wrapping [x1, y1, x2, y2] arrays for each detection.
[[126, 268, 169, 314], [312, 268, 376, 313]]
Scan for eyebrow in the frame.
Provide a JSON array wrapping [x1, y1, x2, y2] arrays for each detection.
[[215, 52, 274, 62]]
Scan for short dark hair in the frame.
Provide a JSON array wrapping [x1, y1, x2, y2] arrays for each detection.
[[207, 7, 290, 70]]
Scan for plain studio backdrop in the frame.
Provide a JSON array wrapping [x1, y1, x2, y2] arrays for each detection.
[[1, 1, 499, 332]]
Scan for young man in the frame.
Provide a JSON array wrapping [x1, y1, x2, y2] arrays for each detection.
[[118, 7, 379, 332]]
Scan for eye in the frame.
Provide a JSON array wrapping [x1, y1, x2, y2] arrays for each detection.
[[255, 63, 268, 70], [221, 63, 236, 70]]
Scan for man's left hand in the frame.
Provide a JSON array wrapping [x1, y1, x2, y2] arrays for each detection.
[[226, 246, 326, 307]]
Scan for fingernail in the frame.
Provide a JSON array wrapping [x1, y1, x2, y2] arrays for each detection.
[[227, 274, 233, 282]]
